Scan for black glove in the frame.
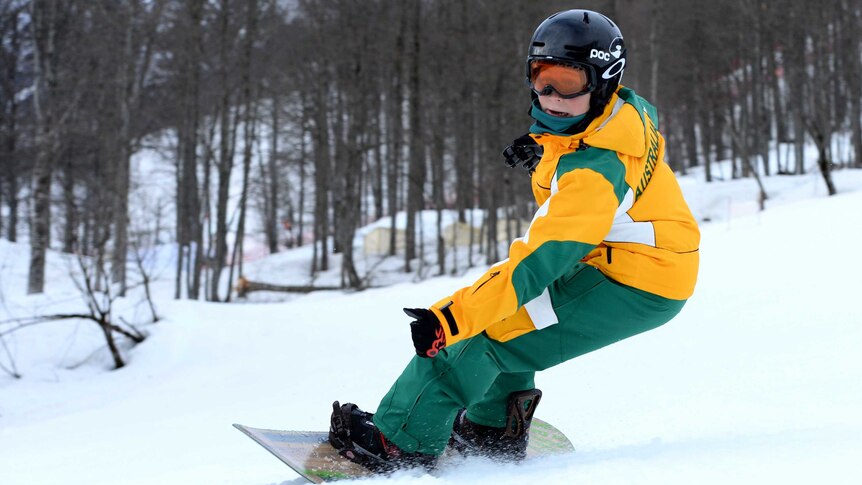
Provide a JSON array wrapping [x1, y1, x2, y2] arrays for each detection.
[[503, 134, 543, 174], [404, 308, 446, 358]]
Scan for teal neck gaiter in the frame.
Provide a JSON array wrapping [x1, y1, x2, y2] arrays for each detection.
[[529, 99, 586, 136]]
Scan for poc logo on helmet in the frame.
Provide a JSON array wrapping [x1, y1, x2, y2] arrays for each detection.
[[601, 36, 626, 80], [589, 49, 611, 61]]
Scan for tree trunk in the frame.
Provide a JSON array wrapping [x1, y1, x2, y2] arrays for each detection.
[[404, 0, 423, 272], [311, 88, 330, 273], [851, 95, 862, 168], [112, 140, 130, 296], [334, 128, 363, 288], [61, 165, 77, 253], [817, 145, 838, 196], [454, 98, 472, 223], [111, 2, 139, 296], [227, 108, 256, 302], [2, 8, 21, 241], [298, 101, 308, 247], [235, 277, 340, 297], [726, 110, 768, 206], [791, 93, 806, 174], [430, 107, 446, 276], [5, 169, 18, 241], [386, 2, 406, 258], [696, 82, 714, 182], [766, 27, 788, 144], [210, 0, 237, 302], [841, 0, 862, 167], [386, 90, 402, 257], [682, 106, 697, 174], [804, 120, 838, 196], [177, 0, 204, 300], [648, 0, 661, 106], [266, 95, 281, 254], [226, 0, 258, 301], [330, 91, 345, 257], [372, 106, 384, 221], [28, 0, 60, 295], [751, 26, 770, 178], [174, 139, 185, 299], [333, 46, 364, 288]]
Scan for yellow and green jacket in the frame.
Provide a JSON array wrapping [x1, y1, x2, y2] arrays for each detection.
[[429, 87, 700, 345]]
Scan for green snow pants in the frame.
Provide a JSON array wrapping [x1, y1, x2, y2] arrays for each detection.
[[373, 263, 686, 455]]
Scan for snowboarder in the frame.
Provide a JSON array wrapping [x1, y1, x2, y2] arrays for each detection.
[[329, 9, 700, 472]]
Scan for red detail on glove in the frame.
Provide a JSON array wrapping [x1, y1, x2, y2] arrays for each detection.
[[425, 327, 446, 358]]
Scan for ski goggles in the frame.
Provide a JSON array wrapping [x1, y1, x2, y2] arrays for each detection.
[[528, 61, 594, 98]]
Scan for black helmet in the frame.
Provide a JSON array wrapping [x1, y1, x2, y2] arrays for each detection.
[[527, 10, 626, 125]]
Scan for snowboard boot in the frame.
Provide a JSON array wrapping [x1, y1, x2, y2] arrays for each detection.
[[449, 389, 542, 461], [328, 401, 437, 473]]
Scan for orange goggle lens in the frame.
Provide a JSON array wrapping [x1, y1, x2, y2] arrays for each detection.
[[529, 61, 591, 98]]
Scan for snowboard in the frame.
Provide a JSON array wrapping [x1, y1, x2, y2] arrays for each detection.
[[234, 418, 573, 483]]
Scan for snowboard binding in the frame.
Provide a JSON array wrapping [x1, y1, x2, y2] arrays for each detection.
[[328, 401, 436, 473], [328, 401, 352, 452], [505, 388, 542, 439], [450, 388, 542, 461]]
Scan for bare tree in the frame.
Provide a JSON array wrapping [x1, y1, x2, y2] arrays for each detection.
[[28, 0, 65, 294], [226, 0, 260, 301], [172, 0, 205, 299], [1, 251, 151, 372], [403, 0, 424, 273], [209, 0, 241, 301], [4, 0, 860, 309], [0, 2, 25, 243], [839, 0, 862, 167], [800, 2, 838, 195], [110, 0, 165, 296]]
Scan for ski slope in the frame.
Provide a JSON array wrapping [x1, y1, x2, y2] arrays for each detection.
[[1, 171, 862, 485]]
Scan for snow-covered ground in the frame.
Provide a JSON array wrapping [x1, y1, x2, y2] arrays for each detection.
[[1, 166, 862, 485]]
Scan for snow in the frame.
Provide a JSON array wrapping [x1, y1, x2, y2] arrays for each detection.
[[2, 166, 862, 485]]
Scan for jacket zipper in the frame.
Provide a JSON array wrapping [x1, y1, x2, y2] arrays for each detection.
[[472, 271, 501, 295]]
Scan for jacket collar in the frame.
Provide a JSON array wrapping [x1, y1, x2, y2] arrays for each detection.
[[532, 87, 653, 159]]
